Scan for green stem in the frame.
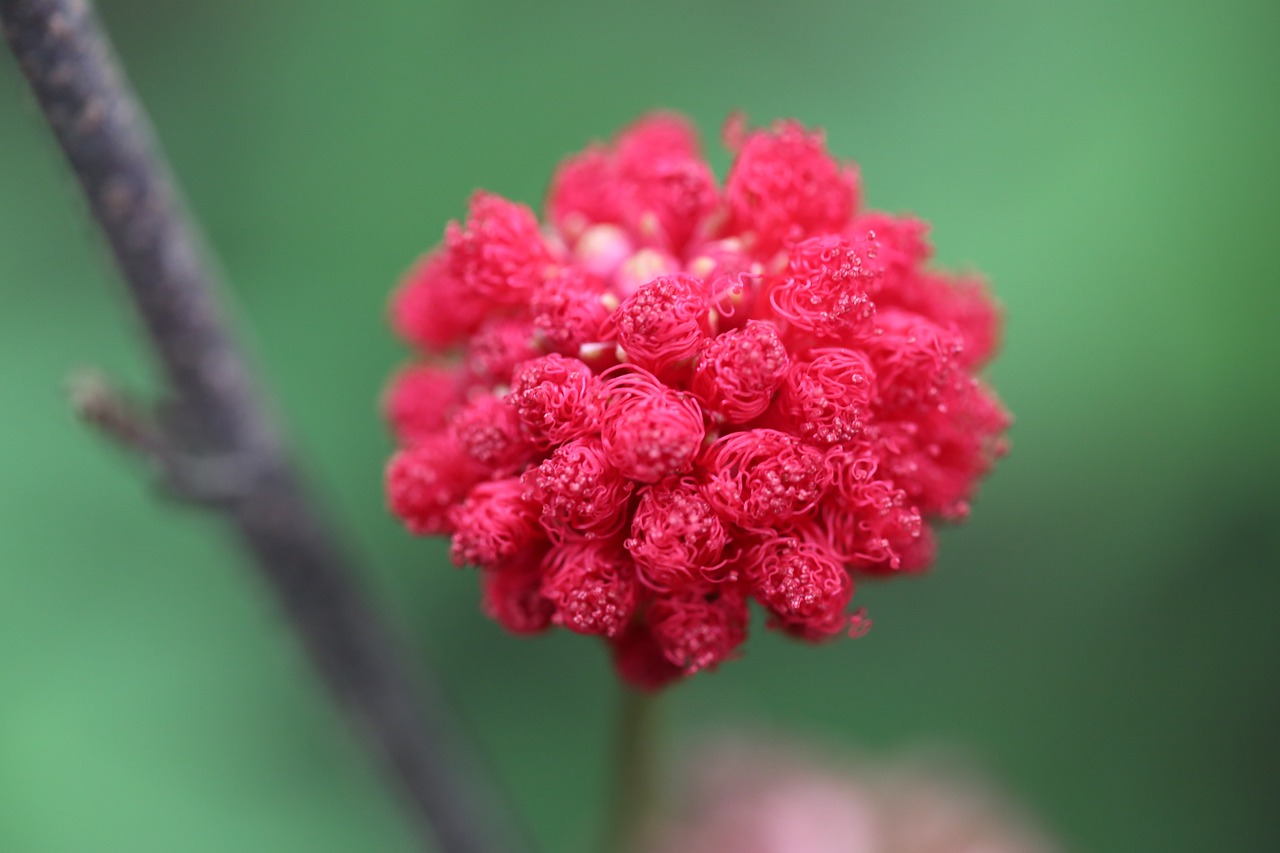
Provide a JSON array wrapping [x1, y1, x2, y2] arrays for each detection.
[[603, 686, 659, 853]]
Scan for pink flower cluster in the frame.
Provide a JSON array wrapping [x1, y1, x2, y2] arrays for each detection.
[[385, 113, 1009, 690]]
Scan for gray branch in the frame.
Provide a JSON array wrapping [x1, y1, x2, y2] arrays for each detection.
[[0, 2, 521, 851]]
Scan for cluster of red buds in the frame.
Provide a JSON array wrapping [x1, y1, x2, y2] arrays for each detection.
[[385, 113, 1009, 690]]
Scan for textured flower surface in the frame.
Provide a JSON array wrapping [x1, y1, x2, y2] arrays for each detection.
[[385, 113, 1010, 689]]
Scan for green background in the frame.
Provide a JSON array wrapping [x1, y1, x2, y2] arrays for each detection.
[[2, 1, 1277, 850]]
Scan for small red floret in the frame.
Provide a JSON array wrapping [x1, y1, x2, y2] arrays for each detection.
[[481, 550, 555, 635], [770, 232, 883, 340], [778, 349, 877, 445], [701, 429, 830, 528], [506, 354, 603, 448], [745, 536, 853, 640], [391, 252, 487, 352], [541, 541, 639, 637], [464, 317, 541, 386], [449, 394, 533, 474], [612, 274, 714, 374], [648, 587, 749, 674], [724, 120, 860, 257], [386, 436, 482, 536], [525, 438, 634, 540], [530, 268, 613, 355], [600, 369, 705, 483], [626, 478, 728, 591], [449, 478, 541, 570], [445, 191, 554, 305], [383, 363, 461, 445], [691, 320, 789, 423]]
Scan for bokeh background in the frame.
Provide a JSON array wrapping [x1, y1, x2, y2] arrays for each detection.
[[2, 1, 1277, 850]]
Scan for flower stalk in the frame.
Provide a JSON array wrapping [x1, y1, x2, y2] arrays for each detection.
[[604, 687, 659, 853]]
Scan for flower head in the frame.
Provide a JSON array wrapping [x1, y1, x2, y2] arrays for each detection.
[[384, 112, 1010, 688]]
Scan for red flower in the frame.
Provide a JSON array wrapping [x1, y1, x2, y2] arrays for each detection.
[[506, 354, 603, 448], [691, 320, 790, 424], [701, 429, 830, 529], [386, 435, 483, 536], [383, 363, 462, 445], [600, 368, 705, 483], [449, 478, 541, 570], [449, 394, 533, 474], [551, 112, 717, 256], [626, 477, 728, 591], [611, 273, 715, 374], [541, 540, 639, 637], [530, 267, 614, 355], [744, 536, 853, 640], [390, 252, 487, 352], [723, 118, 860, 258], [777, 349, 877, 445], [445, 191, 554, 306], [464, 317, 541, 386], [384, 113, 1010, 688], [525, 438, 634, 540], [769, 232, 883, 340], [822, 446, 925, 572], [648, 586, 750, 674], [481, 549, 555, 635]]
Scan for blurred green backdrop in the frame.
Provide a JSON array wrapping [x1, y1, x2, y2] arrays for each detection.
[[2, 0, 1277, 850]]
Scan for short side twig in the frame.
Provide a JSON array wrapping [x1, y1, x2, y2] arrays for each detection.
[[69, 369, 266, 504], [69, 370, 169, 461], [1, 2, 520, 851]]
